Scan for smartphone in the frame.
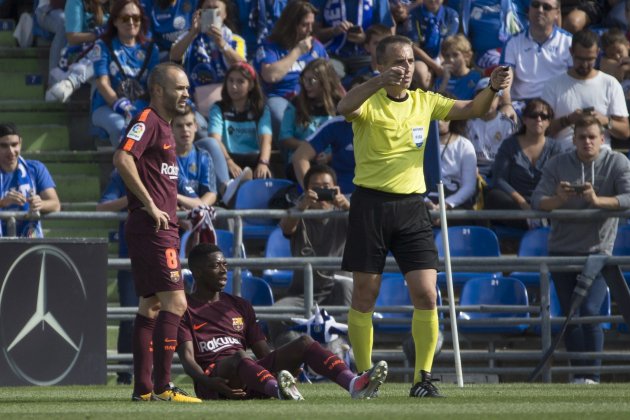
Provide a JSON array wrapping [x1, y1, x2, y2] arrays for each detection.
[[348, 26, 362, 34], [582, 106, 594, 113], [313, 187, 337, 201], [570, 183, 587, 193], [200, 8, 221, 32]]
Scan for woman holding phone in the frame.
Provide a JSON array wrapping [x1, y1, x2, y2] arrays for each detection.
[[169, 0, 246, 117], [253, 0, 329, 144]]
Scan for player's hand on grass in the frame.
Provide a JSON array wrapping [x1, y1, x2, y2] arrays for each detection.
[[208, 378, 247, 399]]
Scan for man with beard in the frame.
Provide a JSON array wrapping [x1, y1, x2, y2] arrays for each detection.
[[113, 62, 201, 403], [337, 35, 510, 398], [542, 29, 630, 151]]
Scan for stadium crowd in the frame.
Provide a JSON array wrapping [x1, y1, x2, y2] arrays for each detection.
[[2, 0, 630, 395]]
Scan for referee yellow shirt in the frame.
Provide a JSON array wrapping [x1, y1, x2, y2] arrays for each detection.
[[348, 89, 455, 194]]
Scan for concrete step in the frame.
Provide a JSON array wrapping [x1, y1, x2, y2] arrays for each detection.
[[54, 173, 101, 202], [0, 71, 45, 99], [0, 20, 16, 48], [20, 124, 69, 151], [46, 162, 101, 176]]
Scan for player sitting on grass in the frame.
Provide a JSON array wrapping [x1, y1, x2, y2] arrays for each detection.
[[177, 243, 388, 400]]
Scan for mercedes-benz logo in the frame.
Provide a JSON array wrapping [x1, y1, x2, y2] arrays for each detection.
[[0, 245, 87, 385]]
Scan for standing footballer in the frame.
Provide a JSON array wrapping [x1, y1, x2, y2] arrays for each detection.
[[113, 62, 201, 403], [337, 35, 510, 398]]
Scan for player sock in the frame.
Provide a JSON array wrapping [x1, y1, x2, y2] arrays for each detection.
[[412, 308, 439, 384], [132, 313, 156, 396], [152, 311, 181, 394], [303, 341, 354, 389], [236, 357, 278, 397], [347, 308, 374, 372]]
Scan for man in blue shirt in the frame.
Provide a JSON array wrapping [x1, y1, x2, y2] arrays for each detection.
[[0, 123, 60, 237]]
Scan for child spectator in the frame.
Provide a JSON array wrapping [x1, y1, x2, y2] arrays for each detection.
[[279, 59, 343, 178], [435, 34, 482, 100], [170, 0, 246, 118], [466, 77, 517, 179], [600, 28, 630, 103], [205, 62, 272, 181], [45, 0, 109, 102], [342, 23, 390, 88]]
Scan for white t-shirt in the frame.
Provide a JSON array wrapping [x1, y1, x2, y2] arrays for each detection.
[[541, 71, 629, 150], [466, 113, 517, 171], [503, 27, 573, 101], [438, 134, 478, 207]]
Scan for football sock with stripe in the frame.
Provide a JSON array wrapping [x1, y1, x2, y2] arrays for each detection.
[[412, 308, 439, 384], [348, 308, 374, 372], [152, 311, 181, 394], [303, 341, 354, 390], [132, 313, 155, 396], [237, 357, 278, 397]]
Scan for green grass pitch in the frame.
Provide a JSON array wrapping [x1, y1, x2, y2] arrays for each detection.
[[0, 382, 628, 419]]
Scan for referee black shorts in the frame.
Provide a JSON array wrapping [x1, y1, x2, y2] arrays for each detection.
[[341, 186, 438, 275]]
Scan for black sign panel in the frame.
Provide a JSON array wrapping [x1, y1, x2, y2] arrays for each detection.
[[0, 239, 108, 386]]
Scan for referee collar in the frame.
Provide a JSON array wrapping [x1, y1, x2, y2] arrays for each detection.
[[386, 92, 409, 102]]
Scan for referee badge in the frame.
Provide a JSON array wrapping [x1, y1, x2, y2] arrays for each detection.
[[412, 126, 425, 148]]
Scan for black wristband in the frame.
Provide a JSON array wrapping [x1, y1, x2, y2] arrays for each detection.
[[489, 84, 500, 93]]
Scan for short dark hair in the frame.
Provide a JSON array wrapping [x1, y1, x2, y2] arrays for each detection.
[[303, 164, 337, 189], [0, 123, 19, 138], [601, 28, 629, 51], [188, 243, 223, 272], [376, 35, 413, 65], [574, 114, 604, 134], [572, 29, 599, 50], [148, 62, 185, 94], [365, 24, 391, 45]]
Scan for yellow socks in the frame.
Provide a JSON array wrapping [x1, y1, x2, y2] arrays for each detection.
[[412, 308, 439, 384], [347, 308, 374, 372]]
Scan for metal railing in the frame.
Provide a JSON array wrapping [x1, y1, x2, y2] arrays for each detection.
[[3, 209, 630, 381]]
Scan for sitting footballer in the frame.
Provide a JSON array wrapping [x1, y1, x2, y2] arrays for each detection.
[[177, 243, 388, 400]]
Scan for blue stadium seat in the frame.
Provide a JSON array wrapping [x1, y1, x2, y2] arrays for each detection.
[[225, 275, 274, 306], [435, 226, 501, 288], [373, 272, 443, 333], [234, 178, 295, 240], [262, 227, 293, 289], [458, 276, 530, 334], [612, 225, 630, 332], [509, 227, 551, 287]]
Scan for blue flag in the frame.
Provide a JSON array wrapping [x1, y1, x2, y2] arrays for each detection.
[[423, 120, 442, 193]]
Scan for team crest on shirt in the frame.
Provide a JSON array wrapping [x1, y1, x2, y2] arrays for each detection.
[[170, 271, 180, 283], [232, 317, 244, 331], [183, 1, 192, 13], [173, 16, 186, 30], [494, 131, 502, 142], [127, 122, 146, 141], [135, 49, 146, 61]]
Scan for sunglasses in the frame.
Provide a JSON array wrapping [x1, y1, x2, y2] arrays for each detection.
[[530, 1, 557, 11], [118, 14, 142, 24], [526, 112, 551, 120]]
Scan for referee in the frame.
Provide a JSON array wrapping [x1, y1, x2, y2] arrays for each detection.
[[337, 35, 510, 398]]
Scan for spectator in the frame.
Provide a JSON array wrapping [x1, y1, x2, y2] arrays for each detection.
[[140, 0, 197, 59], [435, 34, 482, 100], [172, 105, 218, 210], [35, 0, 66, 78], [246, 0, 286, 55], [561, 0, 608, 34], [292, 116, 355, 194], [531, 115, 630, 384], [279, 58, 343, 178], [269, 165, 352, 346], [202, 62, 272, 180], [425, 118, 477, 212], [91, 0, 159, 147], [253, 1, 328, 143], [501, 0, 572, 112], [312, 0, 394, 81], [45, 0, 110, 102], [342, 23, 391, 88], [447, 0, 528, 70], [599, 28, 630, 102], [465, 77, 517, 179], [170, 0, 246, 118], [485, 98, 563, 229], [95, 169, 135, 385], [408, 0, 459, 89], [0, 123, 60, 238], [542, 29, 630, 151]]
